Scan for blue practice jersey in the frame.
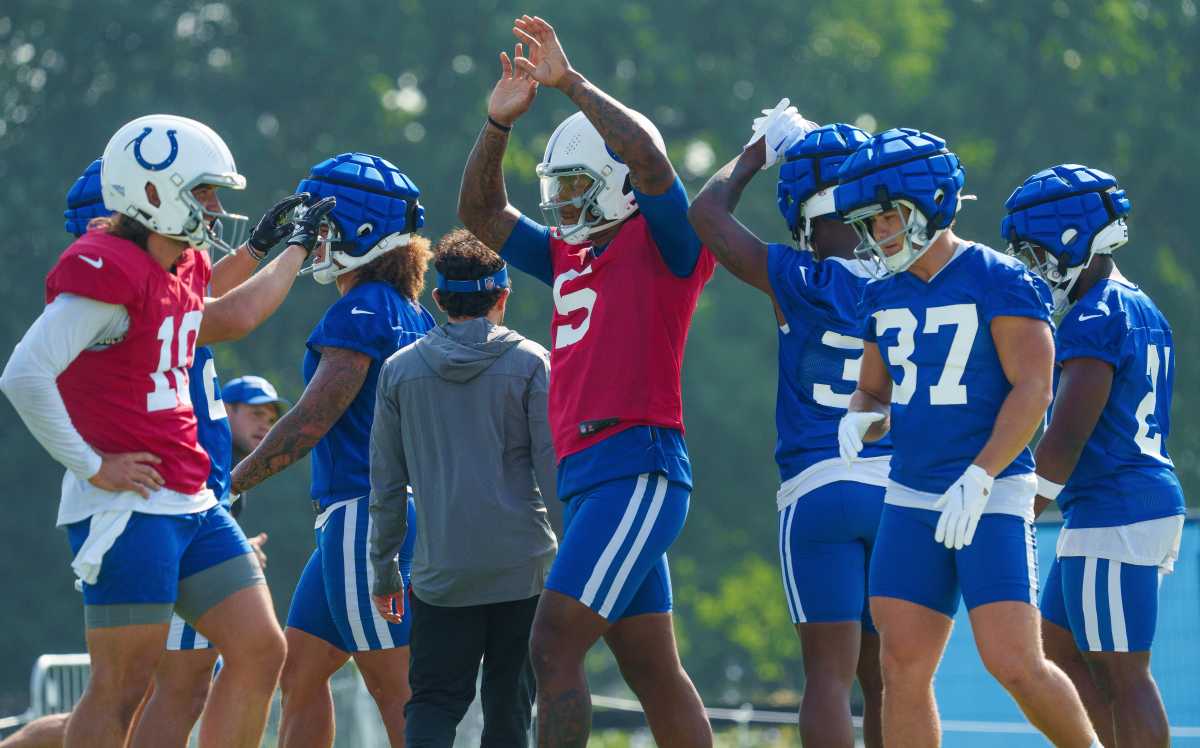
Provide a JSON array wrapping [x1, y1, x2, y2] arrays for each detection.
[[305, 281, 435, 509], [768, 245, 892, 481], [1054, 277, 1185, 528], [860, 244, 1053, 493], [188, 345, 233, 504]]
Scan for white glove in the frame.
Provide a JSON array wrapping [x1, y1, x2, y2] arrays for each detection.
[[838, 411, 885, 464], [745, 98, 816, 170], [933, 465, 994, 550]]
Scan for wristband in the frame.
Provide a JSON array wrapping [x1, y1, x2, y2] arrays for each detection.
[[1037, 474, 1064, 500], [487, 116, 512, 133], [244, 243, 268, 262]]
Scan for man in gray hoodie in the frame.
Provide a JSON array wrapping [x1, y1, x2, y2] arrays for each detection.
[[368, 228, 560, 748]]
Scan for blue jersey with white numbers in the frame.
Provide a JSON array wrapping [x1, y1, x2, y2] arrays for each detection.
[[860, 244, 1053, 493], [305, 281, 435, 509], [188, 345, 233, 504], [1054, 277, 1184, 528], [768, 245, 892, 481]]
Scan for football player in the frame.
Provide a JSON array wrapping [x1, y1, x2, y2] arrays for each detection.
[[688, 112, 886, 748], [0, 115, 295, 748], [1005, 165, 1183, 748], [231, 153, 435, 748], [457, 16, 715, 747], [836, 129, 1101, 747]]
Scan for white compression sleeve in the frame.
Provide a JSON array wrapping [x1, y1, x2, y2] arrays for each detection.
[[0, 294, 130, 479]]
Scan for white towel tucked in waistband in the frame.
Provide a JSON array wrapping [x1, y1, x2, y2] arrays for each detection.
[[71, 510, 133, 586]]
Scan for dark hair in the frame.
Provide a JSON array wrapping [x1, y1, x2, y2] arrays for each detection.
[[355, 234, 432, 300], [105, 214, 150, 250], [433, 228, 507, 318]]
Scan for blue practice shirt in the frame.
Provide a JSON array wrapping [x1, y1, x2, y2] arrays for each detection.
[[188, 345, 233, 504]]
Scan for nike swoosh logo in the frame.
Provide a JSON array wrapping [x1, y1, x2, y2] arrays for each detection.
[[77, 255, 103, 269], [1077, 313, 1104, 321], [350, 307, 375, 316]]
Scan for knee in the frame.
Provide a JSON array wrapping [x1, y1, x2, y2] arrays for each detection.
[[360, 666, 411, 707], [227, 627, 287, 685], [979, 648, 1042, 693], [878, 642, 935, 688], [528, 620, 565, 680]]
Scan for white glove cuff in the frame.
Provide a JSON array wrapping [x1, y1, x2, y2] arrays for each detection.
[[966, 464, 994, 490], [1037, 474, 1064, 500]]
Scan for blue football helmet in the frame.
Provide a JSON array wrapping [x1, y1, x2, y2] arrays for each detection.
[[296, 152, 424, 284], [835, 128, 966, 277], [1001, 164, 1130, 313], [65, 159, 109, 237], [777, 123, 871, 250]]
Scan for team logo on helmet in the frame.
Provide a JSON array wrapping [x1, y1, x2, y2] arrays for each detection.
[[127, 127, 180, 172]]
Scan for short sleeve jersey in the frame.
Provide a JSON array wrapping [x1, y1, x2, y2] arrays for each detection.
[[187, 345, 234, 503], [45, 232, 212, 493], [860, 244, 1053, 493], [305, 280, 435, 509], [768, 245, 892, 481], [1053, 278, 1184, 528]]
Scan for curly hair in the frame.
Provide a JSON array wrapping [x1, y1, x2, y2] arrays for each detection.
[[433, 228, 507, 318], [104, 214, 150, 250], [354, 234, 432, 301]]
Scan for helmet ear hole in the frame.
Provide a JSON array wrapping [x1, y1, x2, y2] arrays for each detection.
[[356, 222, 373, 237], [1061, 228, 1078, 245]]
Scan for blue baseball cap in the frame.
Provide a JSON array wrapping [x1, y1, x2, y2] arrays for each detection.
[[222, 375, 290, 415]]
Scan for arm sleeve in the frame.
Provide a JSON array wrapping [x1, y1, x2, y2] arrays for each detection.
[[499, 215, 554, 286], [984, 265, 1054, 324], [1056, 299, 1124, 367], [633, 177, 703, 278], [367, 368, 410, 596], [525, 348, 562, 537], [0, 294, 130, 479]]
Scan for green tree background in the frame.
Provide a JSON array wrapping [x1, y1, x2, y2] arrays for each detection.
[[0, 0, 1196, 712]]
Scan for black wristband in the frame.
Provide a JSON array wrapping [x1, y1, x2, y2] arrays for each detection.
[[487, 116, 512, 133], [244, 242, 268, 262]]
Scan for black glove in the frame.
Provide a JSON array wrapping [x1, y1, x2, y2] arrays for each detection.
[[246, 193, 310, 258], [286, 196, 337, 255]]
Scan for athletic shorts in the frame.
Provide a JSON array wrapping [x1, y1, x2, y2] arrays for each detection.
[[545, 473, 689, 621], [287, 496, 413, 652], [165, 613, 213, 651], [779, 481, 883, 630], [1041, 555, 1161, 653], [66, 506, 260, 629], [868, 505, 1038, 618]]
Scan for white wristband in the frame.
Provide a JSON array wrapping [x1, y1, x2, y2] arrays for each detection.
[[1037, 474, 1064, 500]]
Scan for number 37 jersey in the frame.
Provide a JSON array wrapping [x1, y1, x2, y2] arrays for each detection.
[[860, 244, 1054, 494]]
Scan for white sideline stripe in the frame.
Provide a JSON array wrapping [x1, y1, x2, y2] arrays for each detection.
[[778, 505, 799, 622], [1082, 556, 1102, 650], [580, 474, 649, 609], [364, 513, 396, 649], [1025, 522, 1038, 605], [1109, 560, 1128, 652], [783, 504, 805, 622], [599, 476, 668, 619], [341, 501, 369, 651]]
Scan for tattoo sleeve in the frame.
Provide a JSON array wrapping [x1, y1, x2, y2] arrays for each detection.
[[689, 148, 772, 295], [231, 346, 371, 493], [560, 72, 674, 195], [458, 123, 522, 251]]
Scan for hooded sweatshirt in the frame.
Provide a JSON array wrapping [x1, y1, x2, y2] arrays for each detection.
[[368, 317, 560, 606]]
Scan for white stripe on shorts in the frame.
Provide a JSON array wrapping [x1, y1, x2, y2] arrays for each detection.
[[783, 505, 805, 623], [167, 614, 186, 650], [1082, 557, 1102, 651], [778, 505, 798, 622], [1025, 522, 1038, 606], [581, 474, 649, 610], [364, 513, 396, 649], [1108, 560, 1128, 652], [598, 475, 668, 619], [341, 501, 370, 651]]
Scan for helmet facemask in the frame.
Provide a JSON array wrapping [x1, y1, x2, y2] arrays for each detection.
[[536, 164, 623, 245], [175, 174, 249, 255], [845, 199, 943, 278], [1008, 218, 1128, 313], [300, 209, 414, 286], [794, 186, 837, 251]]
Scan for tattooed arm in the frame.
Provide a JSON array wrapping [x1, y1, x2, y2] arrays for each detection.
[[230, 346, 370, 493]]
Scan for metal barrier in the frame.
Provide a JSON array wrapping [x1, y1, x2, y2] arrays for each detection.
[[0, 653, 91, 735]]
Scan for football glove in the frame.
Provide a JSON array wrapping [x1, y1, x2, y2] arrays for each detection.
[[933, 465, 994, 550], [746, 98, 816, 170], [286, 195, 337, 255], [246, 193, 310, 259], [838, 411, 885, 464]]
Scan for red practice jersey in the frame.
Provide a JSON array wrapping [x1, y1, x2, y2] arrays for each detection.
[[45, 230, 211, 494], [547, 214, 715, 460]]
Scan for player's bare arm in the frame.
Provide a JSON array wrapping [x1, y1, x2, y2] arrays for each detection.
[[688, 138, 773, 295], [850, 340, 893, 441], [230, 346, 370, 493], [209, 193, 308, 297], [973, 315, 1055, 477], [1032, 357, 1113, 516], [512, 15, 675, 195], [458, 43, 538, 251]]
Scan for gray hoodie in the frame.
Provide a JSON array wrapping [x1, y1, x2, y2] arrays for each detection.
[[368, 317, 560, 607]]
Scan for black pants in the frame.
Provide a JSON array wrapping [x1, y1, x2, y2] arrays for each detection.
[[405, 592, 539, 748]]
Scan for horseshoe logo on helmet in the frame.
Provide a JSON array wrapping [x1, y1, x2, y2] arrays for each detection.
[[126, 127, 180, 171]]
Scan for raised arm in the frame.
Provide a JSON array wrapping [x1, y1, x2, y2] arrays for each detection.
[[1032, 357, 1112, 517], [209, 194, 308, 297], [512, 15, 674, 195], [688, 139, 773, 295]]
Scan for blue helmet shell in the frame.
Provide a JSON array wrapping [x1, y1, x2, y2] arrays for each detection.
[[296, 152, 423, 257], [1000, 164, 1130, 268], [834, 128, 965, 236], [64, 159, 108, 237], [777, 123, 871, 235]]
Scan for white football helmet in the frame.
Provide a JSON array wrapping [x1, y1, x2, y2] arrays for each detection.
[[536, 111, 665, 245], [100, 114, 248, 254]]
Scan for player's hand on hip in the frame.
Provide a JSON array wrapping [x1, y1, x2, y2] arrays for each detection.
[[372, 591, 405, 624], [286, 195, 336, 255], [933, 465, 994, 550], [838, 411, 885, 464], [512, 15, 574, 89], [490, 42, 539, 127], [247, 532, 268, 570], [89, 451, 165, 499], [247, 193, 308, 257]]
